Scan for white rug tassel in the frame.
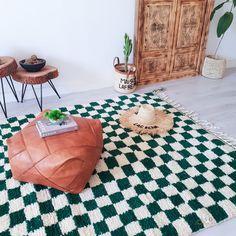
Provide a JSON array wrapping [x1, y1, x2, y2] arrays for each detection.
[[153, 89, 236, 150]]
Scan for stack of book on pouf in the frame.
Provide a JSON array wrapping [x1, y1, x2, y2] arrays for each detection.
[[36, 110, 78, 137]]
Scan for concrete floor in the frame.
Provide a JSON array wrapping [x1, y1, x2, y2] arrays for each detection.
[[2, 68, 236, 139], [1, 69, 236, 236]]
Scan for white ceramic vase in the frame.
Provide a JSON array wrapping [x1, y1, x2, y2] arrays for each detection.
[[49, 117, 66, 125]]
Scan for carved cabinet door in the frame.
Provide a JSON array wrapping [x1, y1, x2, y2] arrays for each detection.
[[135, 0, 214, 84], [170, 0, 208, 76], [135, 0, 177, 83]]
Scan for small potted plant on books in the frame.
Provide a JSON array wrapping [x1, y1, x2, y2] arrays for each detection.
[[202, 0, 236, 79], [113, 33, 137, 94], [44, 109, 66, 125]]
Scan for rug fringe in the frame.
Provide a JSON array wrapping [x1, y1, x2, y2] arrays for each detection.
[[153, 88, 236, 150]]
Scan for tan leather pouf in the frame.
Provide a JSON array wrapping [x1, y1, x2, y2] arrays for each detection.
[[7, 114, 103, 194]]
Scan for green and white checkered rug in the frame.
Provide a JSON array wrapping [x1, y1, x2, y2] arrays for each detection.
[[0, 92, 236, 236]]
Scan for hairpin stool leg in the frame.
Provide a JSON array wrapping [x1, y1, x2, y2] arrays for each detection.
[[0, 78, 7, 118], [21, 84, 28, 103], [48, 80, 61, 99], [31, 84, 43, 111], [5, 75, 19, 102]]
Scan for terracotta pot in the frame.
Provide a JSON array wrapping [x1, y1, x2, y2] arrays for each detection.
[[202, 55, 226, 79], [113, 57, 137, 94]]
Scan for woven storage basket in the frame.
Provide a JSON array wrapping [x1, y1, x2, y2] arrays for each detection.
[[202, 56, 226, 79], [113, 57, 137, 94]]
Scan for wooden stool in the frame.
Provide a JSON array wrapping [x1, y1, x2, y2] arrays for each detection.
[[12, 66, 61, 111], [0, 57, 19, 118]]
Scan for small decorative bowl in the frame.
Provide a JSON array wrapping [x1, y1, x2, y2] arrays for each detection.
[[19, 59, 46, 72]]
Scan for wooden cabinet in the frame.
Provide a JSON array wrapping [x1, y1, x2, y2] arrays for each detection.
[[135, 0, 214, 85]]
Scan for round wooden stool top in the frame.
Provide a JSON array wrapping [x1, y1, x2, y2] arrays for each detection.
[[12, 66, 59, 85], [0, 57, 17, 78]]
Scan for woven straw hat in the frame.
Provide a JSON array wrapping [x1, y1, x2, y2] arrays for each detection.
[[119, 104, 173, 136]]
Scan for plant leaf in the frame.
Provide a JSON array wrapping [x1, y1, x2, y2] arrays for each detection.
[[44, 109, 64, 121], [210, 0, 229, 21], [233, 0, 236, 7], [217, 11, 233, 37], [123, 33, 133, 58]]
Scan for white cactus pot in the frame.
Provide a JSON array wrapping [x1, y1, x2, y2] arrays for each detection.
[[202, 55, 226, 79], [113, 57, 137, 94]]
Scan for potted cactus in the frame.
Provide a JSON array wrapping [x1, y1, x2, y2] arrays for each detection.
[[202, 0, 236, 79], [113, 33, 137, 94], [44, 109, 66, 125]]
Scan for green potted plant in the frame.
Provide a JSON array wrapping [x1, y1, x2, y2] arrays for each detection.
[[44, 109, 66, 125], [113, 33, 137, 94], [202, 0, 236, 79]]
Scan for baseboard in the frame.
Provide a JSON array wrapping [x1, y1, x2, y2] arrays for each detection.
[[4, 85, 62, 103]]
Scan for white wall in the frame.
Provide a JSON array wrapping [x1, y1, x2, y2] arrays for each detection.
[[0, 0, 235, 102], [206, 0, 236, 67]]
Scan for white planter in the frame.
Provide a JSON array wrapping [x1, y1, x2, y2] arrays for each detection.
[[113, 57, 137, 94], [49, 117, 66, 125], [202, 55, 226, 79]]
